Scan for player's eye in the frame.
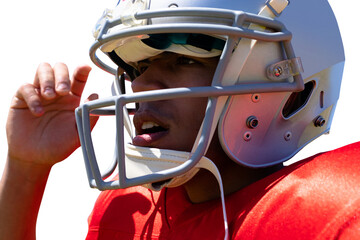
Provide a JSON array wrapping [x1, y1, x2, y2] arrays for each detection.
[[138, 65, 149, 74], [135, 62, 150, 77], [176, 56, 197, 65]]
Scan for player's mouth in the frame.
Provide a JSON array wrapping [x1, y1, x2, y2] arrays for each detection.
[[133, 121, 169, 147]]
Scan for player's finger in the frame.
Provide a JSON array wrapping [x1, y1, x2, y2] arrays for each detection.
[[12, 83, 44, 116], [53, 62, 71, 96], [34, 62, 56, 100], [71, 65, 92, 97]]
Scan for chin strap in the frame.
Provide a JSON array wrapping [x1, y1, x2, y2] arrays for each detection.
[[197, 157, 229, 240], [264, 0, 289, 17], [124, 143, 229, 239]]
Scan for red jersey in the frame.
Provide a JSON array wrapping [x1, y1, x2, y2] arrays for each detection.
[[86, 142, 360, 239]]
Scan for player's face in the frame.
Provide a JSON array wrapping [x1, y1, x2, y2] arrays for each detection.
[[131, 52, 218, 152]]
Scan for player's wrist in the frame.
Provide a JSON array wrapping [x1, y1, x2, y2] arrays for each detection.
[[4, 155, 52, 185]]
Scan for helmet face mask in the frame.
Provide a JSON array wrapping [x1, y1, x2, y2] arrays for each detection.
[[76, 0, 345, 191]]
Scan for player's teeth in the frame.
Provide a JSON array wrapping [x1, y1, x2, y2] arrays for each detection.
[[141, 122, 159, 130]]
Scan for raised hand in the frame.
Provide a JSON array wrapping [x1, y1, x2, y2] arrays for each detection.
[[6, 62, 98, 166], [0, 63, 98, 240]]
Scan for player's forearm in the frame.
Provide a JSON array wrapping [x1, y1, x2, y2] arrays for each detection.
[[0, 156, 52, 240]]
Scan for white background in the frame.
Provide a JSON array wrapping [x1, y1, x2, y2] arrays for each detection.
[[0, 1, 359, 239]]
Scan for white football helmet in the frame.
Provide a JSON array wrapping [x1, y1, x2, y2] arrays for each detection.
[[76, 0, 344, 192]]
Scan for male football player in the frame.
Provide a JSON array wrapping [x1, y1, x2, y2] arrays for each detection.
[[1, 0, 360, 239]]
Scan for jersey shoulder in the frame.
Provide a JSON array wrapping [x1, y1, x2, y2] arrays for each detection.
[[231, 141, 360, 240]]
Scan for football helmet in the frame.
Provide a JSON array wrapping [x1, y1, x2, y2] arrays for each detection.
[[76, 0, 344, 192]]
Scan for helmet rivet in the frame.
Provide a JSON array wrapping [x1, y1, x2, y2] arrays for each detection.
[[314, 116, 326, 127], [246, 116, 259, 129], [251, 94, 261, 103], [273, 66, 283, 77], [284, 131, 292, 141], [243, 131, 252, 141]]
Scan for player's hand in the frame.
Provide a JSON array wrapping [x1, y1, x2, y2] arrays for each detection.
[[6, 63, 98, 167]]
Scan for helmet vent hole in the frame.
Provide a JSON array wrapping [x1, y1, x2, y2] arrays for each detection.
[[320, 91, 324, 108], [168, 3, 178, 8], [282, 80, 315, 118]]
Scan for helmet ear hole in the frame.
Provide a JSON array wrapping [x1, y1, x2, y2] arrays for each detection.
[[282, 80, 315, 118]]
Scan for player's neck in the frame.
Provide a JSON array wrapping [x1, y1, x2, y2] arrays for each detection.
[[184, 158, 283, 204]]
